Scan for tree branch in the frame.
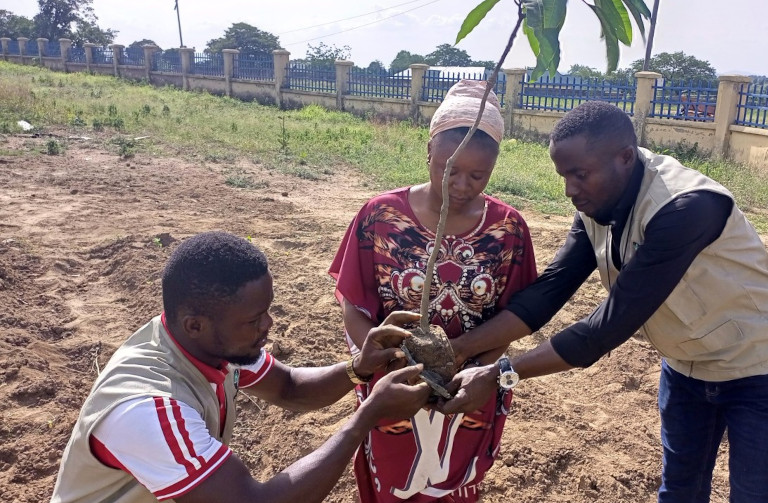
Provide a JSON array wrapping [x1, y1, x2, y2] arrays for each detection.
[[419, 0, 526, 333]]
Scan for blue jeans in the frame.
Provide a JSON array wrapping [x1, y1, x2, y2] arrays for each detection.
[[658, 359, 768, 503]]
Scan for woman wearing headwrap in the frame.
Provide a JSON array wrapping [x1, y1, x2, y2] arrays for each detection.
[[329, 79, 537, 502]]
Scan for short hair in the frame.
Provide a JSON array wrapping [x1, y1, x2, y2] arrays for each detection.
[[550, 101, 637, 148], [162, 231, 269, 322], [433, 127, 500, 155]]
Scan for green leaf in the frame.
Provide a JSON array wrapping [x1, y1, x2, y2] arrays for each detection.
[[524, 0, 566, 80], [588, 4, 620, 72], [622, 0, 651, 38], [455, 0, 502, 44], [599, 0, 633, 45]]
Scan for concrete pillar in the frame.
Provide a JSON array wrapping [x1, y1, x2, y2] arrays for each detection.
[[179, 47, 195, 90], [502, 68, 527, 137], [335, 60, 354, 110], [222, 49, 239, 97], [36, 37, 48, 60], [59, 38, 72, 69], [142, 44, 159, 80], [713, 74, 752, 160], [109, 44, 124, 76], [0, 38, 9, 61], [409, 63, 429, 122], [633, 71, 662, 146], [83, 43, 97, 71], [17, 37, 29, 58], [273, 49, 290, 107]]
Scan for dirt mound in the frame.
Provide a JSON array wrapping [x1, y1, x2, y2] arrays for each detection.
[[0, 132, 733, 502]]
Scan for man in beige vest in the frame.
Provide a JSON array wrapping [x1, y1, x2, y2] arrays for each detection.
[[51, 231, 431, 503], [440, 101, 768, 502]]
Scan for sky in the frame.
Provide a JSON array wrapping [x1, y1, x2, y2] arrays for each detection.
[[3, 0, 767, 76]]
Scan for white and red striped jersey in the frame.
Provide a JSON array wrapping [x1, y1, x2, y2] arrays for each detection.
[[89, 352, 274, 501]]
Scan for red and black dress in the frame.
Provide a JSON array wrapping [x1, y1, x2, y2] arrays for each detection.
[[330, 187, 537, 503]]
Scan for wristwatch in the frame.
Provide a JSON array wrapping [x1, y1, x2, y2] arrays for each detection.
[[497, 357, 519, 390], [346, 355, 372, 384]]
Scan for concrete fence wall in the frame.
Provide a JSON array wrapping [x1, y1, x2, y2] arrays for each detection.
[[1, 37, 766, 169]]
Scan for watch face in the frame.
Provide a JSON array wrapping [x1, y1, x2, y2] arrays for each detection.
[[499, 371, 519, 390]]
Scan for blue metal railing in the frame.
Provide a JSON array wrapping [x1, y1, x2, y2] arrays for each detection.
[[421, 71, 485, 102], [122, 47, 144, 66], [649, 79, 718, 122], [233, 54, 274, 81], [348, 68, 410, 99], [493, 76, 506, 108], [7, 40, 20, 55], [152, 51, 181, 72], [193, 52, 224, 76], [736, 83, 768, 129], [25, 39, 38, 56], [69, 46, 86, 63], [45, 40, 61, 57], [519, 75, 636, 115], [91, 47, 113, 65], [286, 63, 336, 93]]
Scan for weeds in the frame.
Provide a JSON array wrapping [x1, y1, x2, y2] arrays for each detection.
[[224, 168, 269, 189], [45, 139, 62, 155], [111, 137, 137, 158], [1, 61, 766, 231]]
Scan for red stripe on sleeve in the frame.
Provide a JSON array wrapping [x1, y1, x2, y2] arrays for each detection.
[[238, 353, 275, 388], [170, 398, 207, 468], [153, 397, 197, 476], [154, 444, 231, 500]]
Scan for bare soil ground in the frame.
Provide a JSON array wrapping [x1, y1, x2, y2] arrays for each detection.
[[0, 132, 736, 502]]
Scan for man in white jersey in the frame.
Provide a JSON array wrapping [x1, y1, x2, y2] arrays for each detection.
[[51, 231, 430, 503]]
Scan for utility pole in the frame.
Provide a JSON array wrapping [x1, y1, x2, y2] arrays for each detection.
[[174, 0, 185, 48], [642, 0, 660, 71]]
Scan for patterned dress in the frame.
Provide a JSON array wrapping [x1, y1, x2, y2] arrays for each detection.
[[329, 187, 537, 503]]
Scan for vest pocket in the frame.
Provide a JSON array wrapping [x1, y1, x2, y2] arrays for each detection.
[[662, 277, 706, 326], [678, 320, 745, 357]]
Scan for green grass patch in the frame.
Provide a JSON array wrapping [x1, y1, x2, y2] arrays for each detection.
[[1, 61, 767, 232]]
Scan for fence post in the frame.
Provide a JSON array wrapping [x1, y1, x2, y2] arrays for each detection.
[[36, 37, 48, 62], [409, 63, 429, 123], [273, 49, 290, 108], [17, 37, 29, 62], [179, 47, 195, 91], [502, 68, 526, 137], [335, 60, 354, 111], [0, 38, 9, 61], [633, 71, 661, 146], [83, 43, 96, 72], [109, 44, 123, 77], [222, 49, 239, 97], [59, 38, 72, 70], [713, 74, 752, 160], [142, 44, 159, 81]]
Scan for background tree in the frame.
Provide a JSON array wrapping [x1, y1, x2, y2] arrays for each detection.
[[0, 10, 35, 38], [305, 42, 351, 66], [425, 43, 472, 66], [626, 51, 717, 82], [471, 59, 497, 69], [389, 50, 426, 73], [750, 75, 768, 85], [127, 39, 161, 52], [205, 22, 280, 57], [366, 60, 388, 75], [566, 64, 605, 80], [71, 19, 116, 46], [34, 0, 91, 40]]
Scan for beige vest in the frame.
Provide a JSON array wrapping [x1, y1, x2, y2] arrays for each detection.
[[51, 316, 238, 503], [582, 148, 768, 381]]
